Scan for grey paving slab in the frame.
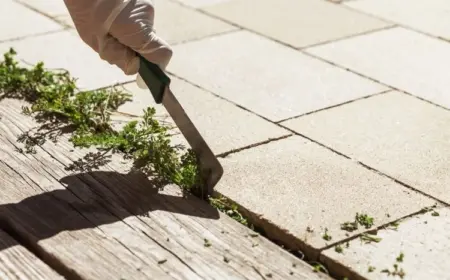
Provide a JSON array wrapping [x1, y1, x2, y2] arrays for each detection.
[[16, 0, 70, 16], [168, 30, 387, 122], [201, 0, 392, 48], [118, 80, 290, 155], [305, 27, 450, 109], [153, 0, 237, 45], [322, 206, 450, 280], [346, 0, 450, 40], [35, 0, 237, 44], [215, 135, 434, 250], [281, 91, 450, 204], [0, 30, 132, 90], [173, 0, 232, 9], [0, 0, 62, 42]]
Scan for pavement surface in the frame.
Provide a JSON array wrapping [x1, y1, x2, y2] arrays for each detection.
[[3, 0, 450, 279]]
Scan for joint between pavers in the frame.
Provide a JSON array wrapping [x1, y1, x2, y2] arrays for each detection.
[[209, 190, 326, 271], [0, 29, 66, 45], [217, 134, 294, 158], [13, 0, 69, 30], [275, 89, 393, 124], [316, 203, 446, 280], [338, 1, 450, 46], [297, 24, 397, 50]]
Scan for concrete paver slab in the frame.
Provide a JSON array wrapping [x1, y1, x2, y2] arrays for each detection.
[[16, 0, 69, 16], [0, 0, 62, 42], [119, 80, 291, 155], [322, 206, 450, 280], [0, 31, 132, 90], [153, 0, 237, 45], [216, 135, 434, 250], [305, 27, 450, 109], [173, 0, 232, 9], [346, 0, 450, 40], [168, 31, 387, 122], [281, 91, 450, 204], [202, 0, 392, 48]]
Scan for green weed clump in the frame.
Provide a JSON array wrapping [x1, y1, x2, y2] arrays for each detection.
[[0, 48, 202, 196]]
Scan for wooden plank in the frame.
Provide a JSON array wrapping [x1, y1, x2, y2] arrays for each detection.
[[0, 229, 63, 280], [0, 98, 331, 280]]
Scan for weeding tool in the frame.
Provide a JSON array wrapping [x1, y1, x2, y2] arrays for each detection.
[[137, 54, 223, 197]]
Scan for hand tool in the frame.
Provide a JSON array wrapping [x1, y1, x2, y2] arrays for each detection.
[[137, 55, 223, 198]]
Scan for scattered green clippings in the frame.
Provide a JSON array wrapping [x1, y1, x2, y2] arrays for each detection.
[[289, 271, 294, 275], [387, 221, 400, 230], [0, 48, 204, 196], [340, 212, 375, 232], [381, 263, 406, 279], [340, 221, 358, 232], [368, 266, 376, 273], [322, 228, 332, 241], [249, 233, 259, 238], [420, 203, 438, 214], [265, 273, 273, 278], [158, 259, 167, 264], [360, 233, 382, 244], [335, 244, 343, 254], [209, 195, 249, 226], [396, 252, 404, 262], [223, 256, 230, 263], [356, 213, 374, 229], [431, 211, 440, 216], [204, 239, 212, 247]]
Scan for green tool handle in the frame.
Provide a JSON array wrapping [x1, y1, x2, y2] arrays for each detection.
[[137, 54, 171, 104]]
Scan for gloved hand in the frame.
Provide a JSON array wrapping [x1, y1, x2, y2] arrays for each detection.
[[63, 0, 172, 76]]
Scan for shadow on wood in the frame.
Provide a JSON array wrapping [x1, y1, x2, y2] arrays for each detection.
[[0, 170, 220, 253]]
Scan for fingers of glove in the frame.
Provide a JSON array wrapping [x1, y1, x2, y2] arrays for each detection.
[[98, 35, 140, 75], [108, 0, 173, 70]]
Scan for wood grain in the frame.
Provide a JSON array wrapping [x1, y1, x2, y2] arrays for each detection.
[[0, 229, 63, 280], [0, 98, 330, 280]]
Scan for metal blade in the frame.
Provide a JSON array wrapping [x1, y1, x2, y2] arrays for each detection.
[[161, 87, 223, 196]]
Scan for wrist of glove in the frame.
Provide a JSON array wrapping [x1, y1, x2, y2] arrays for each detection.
[[63, 0, 172, 75]]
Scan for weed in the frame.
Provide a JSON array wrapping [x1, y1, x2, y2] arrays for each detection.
[[204, 239, 212, 247], [322, 228, 332, 241], [360, 233, 382, 244], [340, 212, 375, 232], [335, 244, 343, 254]]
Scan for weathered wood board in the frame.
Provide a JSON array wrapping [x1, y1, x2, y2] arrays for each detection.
[[0, 98, 331, 280], [0, 229, 64, 280]]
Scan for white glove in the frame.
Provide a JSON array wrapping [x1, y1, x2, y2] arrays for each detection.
[[63, 0, 172, 76]]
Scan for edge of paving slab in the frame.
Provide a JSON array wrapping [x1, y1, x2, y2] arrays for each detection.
[[210, 190, 333, 277], [212, 178, 443, 280]]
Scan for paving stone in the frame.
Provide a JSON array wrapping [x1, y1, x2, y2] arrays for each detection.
[[118, 80, 290, 155], [54, 14, 75, 28], [173, 0, 233, 9], [168, 30, 387, 122], [0, 0, 62, 42], [153, 0, 237, 45], [0, 30, 132, 90], [35, 0, 237, 44], [16, 0, 70, 16], [201, 0, 392, 48], [215, 135, 434, 250], [322, 206, 449, 280], [281, 91, 450, 204], [305, 27, 450, 109], [346, 0, 450, 40]]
